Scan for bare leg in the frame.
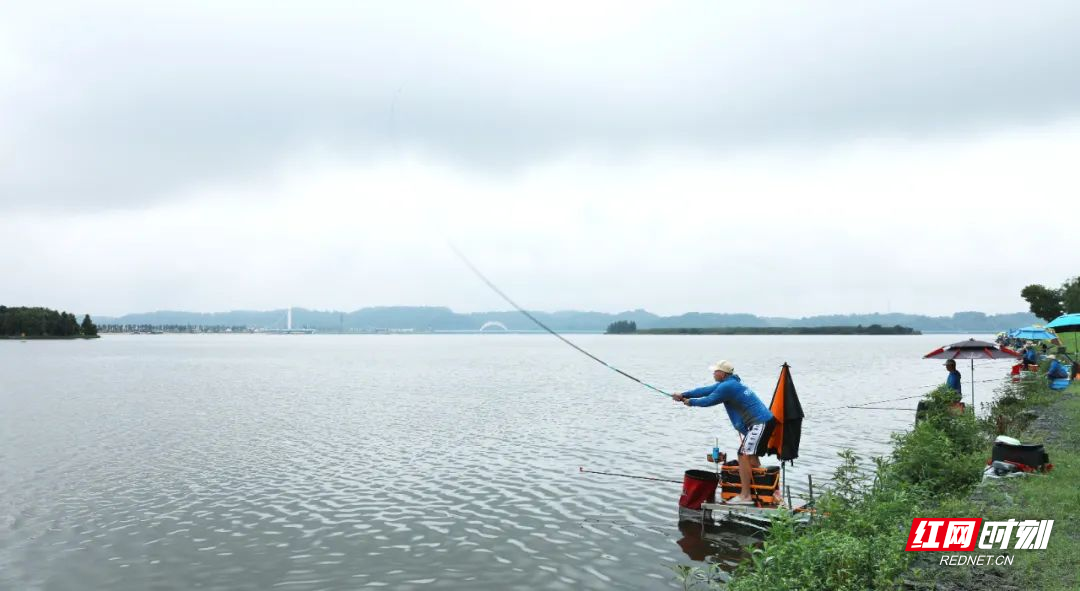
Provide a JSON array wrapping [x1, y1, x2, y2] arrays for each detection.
[[738, 454, 754, 499]]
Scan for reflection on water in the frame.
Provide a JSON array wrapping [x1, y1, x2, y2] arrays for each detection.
[[674, 520, 757, 565], [1, 334, 998, 589]]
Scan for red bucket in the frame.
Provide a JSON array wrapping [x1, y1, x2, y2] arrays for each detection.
[[1011, 363, 1023, 382], [678, 470, 719, 510]]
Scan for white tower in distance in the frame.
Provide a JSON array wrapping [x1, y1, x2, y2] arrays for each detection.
[[287, 307, 293, 330]]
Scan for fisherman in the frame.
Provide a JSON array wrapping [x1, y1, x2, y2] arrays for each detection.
[[944, 359, 962, 400], [1047, 355, 1069, 381], [1022, 342, 1039, 367], [673, 360, 774, 505]]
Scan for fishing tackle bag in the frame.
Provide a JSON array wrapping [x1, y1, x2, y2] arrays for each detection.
[[719, 461, 781, 506], [990, 440, 1052, 472]]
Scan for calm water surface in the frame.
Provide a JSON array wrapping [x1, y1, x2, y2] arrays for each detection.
[[1, 334, 1006, 589]]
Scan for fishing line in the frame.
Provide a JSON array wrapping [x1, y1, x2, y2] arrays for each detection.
[[818, 393, 927, 411], [843, 407, 918, 411], [817, 377, 1006, 412], [578, 467, 681, 483], [579, 518, 672, 536], [449, 243, 672, 397]]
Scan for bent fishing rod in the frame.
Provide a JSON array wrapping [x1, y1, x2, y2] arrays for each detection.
[[449, 243, 672, 398]]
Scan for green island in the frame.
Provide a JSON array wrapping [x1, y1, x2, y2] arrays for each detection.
[[606, 320, 919, 335], [0, 306, 100, 339]]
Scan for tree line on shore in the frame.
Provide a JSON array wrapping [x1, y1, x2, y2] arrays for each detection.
[[98, 324, 249, 333], [0, 306, 98, 338], [606, 320, 638, 333], [607, 321, 919, 335]]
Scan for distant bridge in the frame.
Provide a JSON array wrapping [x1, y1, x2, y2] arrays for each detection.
[[479, 321, 509, 332]]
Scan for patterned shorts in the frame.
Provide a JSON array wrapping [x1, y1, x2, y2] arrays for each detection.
[[739, 420, 774, 456]]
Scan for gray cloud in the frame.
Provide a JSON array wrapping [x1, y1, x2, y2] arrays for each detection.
[[4, 1, 1080, 211]]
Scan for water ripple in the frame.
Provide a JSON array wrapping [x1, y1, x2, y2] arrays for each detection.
[[1, 334, 996, 589]]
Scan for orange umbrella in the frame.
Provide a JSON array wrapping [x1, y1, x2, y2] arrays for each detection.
[[765, 363, 804, 464]]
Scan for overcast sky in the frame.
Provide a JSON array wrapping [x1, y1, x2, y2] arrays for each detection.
[[3, 1, 1078, 318]]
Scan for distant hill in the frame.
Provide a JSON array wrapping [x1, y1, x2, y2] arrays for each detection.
[[94, 307, 1040, 333]]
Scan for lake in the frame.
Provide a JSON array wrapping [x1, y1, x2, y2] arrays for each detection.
[[0, 333, 1006, 589]]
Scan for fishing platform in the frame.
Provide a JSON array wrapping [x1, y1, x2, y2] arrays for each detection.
[[676, 453, 817, 531], [686, 503, 809, 531], [679, 466, 816, 531]]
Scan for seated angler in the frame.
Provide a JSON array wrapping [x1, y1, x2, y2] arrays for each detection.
[[1047, 355, 1069, 382], [1022, 342, 1039, 368]]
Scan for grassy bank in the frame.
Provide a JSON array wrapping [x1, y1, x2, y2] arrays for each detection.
[[1001, 390, 1080, 589], [916, 373, 1080, 590], [933, 333, 1079, 589], [678, 359, 1078, 590]]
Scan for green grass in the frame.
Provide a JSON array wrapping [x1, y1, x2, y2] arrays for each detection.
[[906, 377, 1080, 590], [949, 380, 1080, 590], [1008, 443, 1080, 590]]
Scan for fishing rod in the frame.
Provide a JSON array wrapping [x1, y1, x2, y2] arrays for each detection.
[[449, 243, 672, 398], [579, 467, 681, 484]]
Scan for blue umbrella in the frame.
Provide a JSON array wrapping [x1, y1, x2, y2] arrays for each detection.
[[1047, 313, 1080, 332], [1011, 326, 1057, 341], [1047, 313, 1080, 353]]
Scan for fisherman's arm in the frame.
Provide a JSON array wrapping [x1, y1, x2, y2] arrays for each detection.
[[672, 384, 717, 402], [687, 382, 734, 407]]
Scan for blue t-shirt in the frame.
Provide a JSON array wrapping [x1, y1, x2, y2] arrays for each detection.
[[683, 375, 774, 434], [946, 370, 962, 393]]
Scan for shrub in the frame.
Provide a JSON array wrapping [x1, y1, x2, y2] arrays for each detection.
[[983, 377, 1056, 436], [889, 422, 984, 496]]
